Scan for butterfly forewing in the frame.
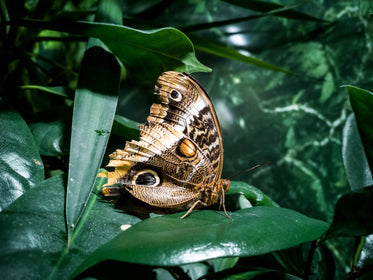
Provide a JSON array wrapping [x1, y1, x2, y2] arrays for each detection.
[[152, 72, 224, 182]]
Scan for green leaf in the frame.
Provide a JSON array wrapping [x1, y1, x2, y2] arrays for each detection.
[[342, 114, 373, 189], [19, 85, 70, 98], [29, 119, 70, 156], [346, 86, 373, 175], [126, 0, 165, 15], [212, 257, 239, 273], [79, 24, 210, 79], [0, 176, 66, 280], [112, 114, 140, 140], [0, 175, 141, 280], [73, 207, 328, 277], [66, 45, 120, 239], [322, 186, 373, 240], [228, 181, 279, 207], [189, 34, 291, 74], [355, 235, 373, 274], [0, 101, 44, 211], [13, 19, 211, 81], [154, 263, 209, 280], [221, 0, 327, 22], [320, 72, 335, 103], [66, 0, 122, 241]]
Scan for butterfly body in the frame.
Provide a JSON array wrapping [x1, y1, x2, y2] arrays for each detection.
[[99, 71, 230, 217]]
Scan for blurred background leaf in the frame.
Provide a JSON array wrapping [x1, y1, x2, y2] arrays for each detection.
[[221, 0, 328, 22], [323, 186, 373, 240]]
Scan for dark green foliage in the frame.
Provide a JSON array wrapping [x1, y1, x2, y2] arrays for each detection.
[[1, 0, 373, 279], [73, 207, 328, 277], [0, 102, 44, 210]]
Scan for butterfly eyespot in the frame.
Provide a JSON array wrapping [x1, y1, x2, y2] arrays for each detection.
[[170, 90, 182, 101], [179, 138, 196, 158], [131, 169, 160, 187]]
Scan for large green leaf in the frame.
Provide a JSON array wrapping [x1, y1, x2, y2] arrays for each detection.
[[66, 45, 120, 237], [0, 176, 65, 280], [342, 114, 373, 189], [13, 19, 211, 81], [322, 186, 373, 240], [65, 1, 122, 240], [73, 207, 328, 277], [0, 175, 141, 280], [346, 86, 373, 175], [0, 101, 44, 211]]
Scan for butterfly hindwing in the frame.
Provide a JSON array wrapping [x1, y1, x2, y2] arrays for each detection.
[[150, 72, 224, 180]]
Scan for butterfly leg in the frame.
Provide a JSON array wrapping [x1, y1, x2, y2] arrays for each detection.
[[219, 191, 231, 219], [179, 200, 207, 219]]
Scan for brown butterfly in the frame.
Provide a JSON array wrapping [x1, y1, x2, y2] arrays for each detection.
[[98, 71, 230, 218]]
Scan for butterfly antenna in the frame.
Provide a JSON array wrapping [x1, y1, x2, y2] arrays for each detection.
[[227, 161, 271, 180]]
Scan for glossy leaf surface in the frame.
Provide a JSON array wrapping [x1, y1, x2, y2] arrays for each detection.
[[29, 119, 69, 156], [342, 114, 373, 189], [15, 19, 211, 81], [355, 235, 373, 277], [65, 46, 120, 235], [74, 206, 328, 276], [65, 1, 122, 239], [0, 102, 44, 211], [0, 175, 141, 279], [346, 86, 373, 174]]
